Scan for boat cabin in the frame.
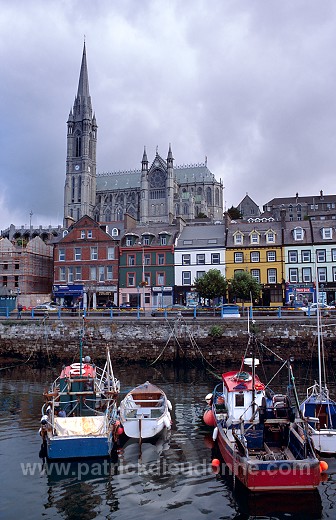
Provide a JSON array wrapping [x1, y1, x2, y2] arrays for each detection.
[[58, 363, 97, 417], [221, 370, 265, 421]]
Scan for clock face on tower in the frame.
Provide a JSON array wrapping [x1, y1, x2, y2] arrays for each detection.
[[150, 169, 165, 188], [75, 164, 80, 171]]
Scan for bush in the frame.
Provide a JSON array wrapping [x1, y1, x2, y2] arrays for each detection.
[[209, 325, 223, 337]]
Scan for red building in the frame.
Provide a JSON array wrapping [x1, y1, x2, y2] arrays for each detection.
[[53, 216, 120, 309]]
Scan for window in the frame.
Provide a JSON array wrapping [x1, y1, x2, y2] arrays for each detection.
[[157, 272, 165, 285], [143, 236, 150, 245], [90, 266, 97, 280], [302, 250, 311, 262], [160, 236, 167, 246], [316, 249, 326, 262], [196, 271, 205, 279], [183, 240, 193, 245], [317, 267, 327, 283], [91, 247, 98, 260], [250, 232, 259, 244], [75, 267, 82, 281], [234, 252, 244, 263], [144, 272, 151, 286], [126, 237, 133, 246], [196, 254, 205, 265], [59, 248, 65, 261], [107, 266, 113, 280], [288, 251, 298, 263], [3, 263, 8, 270], [250, 252, 260, 263], [332, 249, 336, 262], [322, 228, 332, 239], [266, 232, 275, 243], [107, 247, 115, 260], [99, 266, 104, 282], [158, 253, 165, 265], [267, 251, 276, 262], [302, 267, 312, 283], [267, 268, 277, 284], [144, 253, 151, 265], [60, 266, 66, 281], [289, 268, 298, 283], [333, 266, 336, 282], [74, 247, 81, 261], [128, 255, 135, 266], [182, 254, 191, 265], [68, 267, 73, 283], [251, 269, 260, 282], [87, 230, 93, 239], [293, 227, 304, 240], [127, 273, 135, 286], [234, 234, 243, 245], [211, 253, 220, 264], [182, 271, 191, 285], [80, 230, 85, 239], [235, 393, 244, 407]]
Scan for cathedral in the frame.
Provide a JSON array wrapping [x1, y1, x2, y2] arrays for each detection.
[[64, 44, 224, 226]]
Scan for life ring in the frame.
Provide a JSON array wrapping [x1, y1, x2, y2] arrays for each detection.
[[70, 368, 81, 375]]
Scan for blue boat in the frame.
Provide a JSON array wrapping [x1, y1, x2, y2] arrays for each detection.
[[40, 345, 120, 460]]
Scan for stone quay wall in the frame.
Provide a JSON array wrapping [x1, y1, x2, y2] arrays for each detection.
[[0, 317, 335, 366]]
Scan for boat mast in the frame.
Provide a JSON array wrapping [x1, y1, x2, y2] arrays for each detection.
[[315, 262, 323, 394]]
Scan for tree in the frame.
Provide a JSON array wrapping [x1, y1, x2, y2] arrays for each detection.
[[229, 271, 261, 305], [194, 269, 228, 304], [227, 206, 243, 220]]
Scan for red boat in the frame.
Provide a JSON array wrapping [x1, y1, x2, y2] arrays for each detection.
[[208, 343, 321, 492]]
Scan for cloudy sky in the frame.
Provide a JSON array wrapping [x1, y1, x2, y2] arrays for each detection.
[[1, 0, 336, 229]]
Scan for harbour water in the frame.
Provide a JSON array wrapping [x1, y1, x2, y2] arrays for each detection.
[[1, 359, 336, 519]]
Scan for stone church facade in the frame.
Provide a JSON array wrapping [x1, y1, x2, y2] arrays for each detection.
[[64, 44, 224, 226]]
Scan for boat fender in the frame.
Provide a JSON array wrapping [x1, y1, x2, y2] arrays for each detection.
[[163, 416, 171, 429], [212, 427, 218, 441], [205, 393, 213, 404], [167, 400, 173, 411]]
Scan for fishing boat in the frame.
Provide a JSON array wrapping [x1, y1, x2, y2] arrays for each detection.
[[300, 278, 336, 454], [119, 381, 172, 440], [207, 334, 321, 492], [40, 345, 120, 460]]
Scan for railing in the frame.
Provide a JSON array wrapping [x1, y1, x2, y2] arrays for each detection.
[[2, 305, 334, 320]]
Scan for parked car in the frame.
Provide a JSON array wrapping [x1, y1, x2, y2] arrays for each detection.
[[33, 303, 60, 313], [301, 303, 332, 316], [119, 302, 131, 309]]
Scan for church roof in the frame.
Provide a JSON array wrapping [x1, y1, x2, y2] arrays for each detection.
[[96, 164, 219, 192]]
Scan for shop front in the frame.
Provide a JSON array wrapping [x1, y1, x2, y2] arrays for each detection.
[[96, 286, 118, 308], [152, 286, 173, 309], [53, 284, 84, 309], [285, 283, 315, 306]]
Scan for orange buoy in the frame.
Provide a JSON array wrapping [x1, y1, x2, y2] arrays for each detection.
[[203, 409, 216, 427], [117, 426, 124, 436], [211, 458, 220, 467], [320, 460, 328, 472]]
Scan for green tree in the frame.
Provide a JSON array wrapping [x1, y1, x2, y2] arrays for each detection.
[[194, 269, 228, 305], [229, 271, 260, 305], [227, 206, 243, 220]]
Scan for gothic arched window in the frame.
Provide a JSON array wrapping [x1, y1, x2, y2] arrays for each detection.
[[206, 187, 212, 204], [75, 132, 82, 157], [215, 188, 219, 205]]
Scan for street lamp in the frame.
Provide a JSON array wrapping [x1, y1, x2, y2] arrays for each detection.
[[138, 241, 146, 313]]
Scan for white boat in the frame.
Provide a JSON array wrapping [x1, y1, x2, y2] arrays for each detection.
[[300, 273, 336, 455], [119, 381, 172, 440]]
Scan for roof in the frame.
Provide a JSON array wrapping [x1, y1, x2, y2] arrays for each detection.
[[222, 370, 265, 392], [96, 164, 219, 192], [175, 223, 225, 248]]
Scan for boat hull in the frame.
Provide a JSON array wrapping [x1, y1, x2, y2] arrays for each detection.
[[122, 417, 169, 440], [309, 428, 336, 455], [46, 434, 113, 460], [216, 427, 320, 492]]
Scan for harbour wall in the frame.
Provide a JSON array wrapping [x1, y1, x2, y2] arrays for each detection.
[[0, 317, 335, 366]]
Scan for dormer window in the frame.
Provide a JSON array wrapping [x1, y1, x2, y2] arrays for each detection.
[[160, 236, 167, 246], [322, 227, 333, 239], [111, 228, 119, 237], [126, 237, 133, 246], [293, 227, 304, 241], [143, 236, 150, 246], [266, 230, 275, 243], [234, 232, 243, 245], [250, 232, 260, 244]]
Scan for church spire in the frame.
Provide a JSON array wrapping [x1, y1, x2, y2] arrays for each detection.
[[77, 42, 90, 98]]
